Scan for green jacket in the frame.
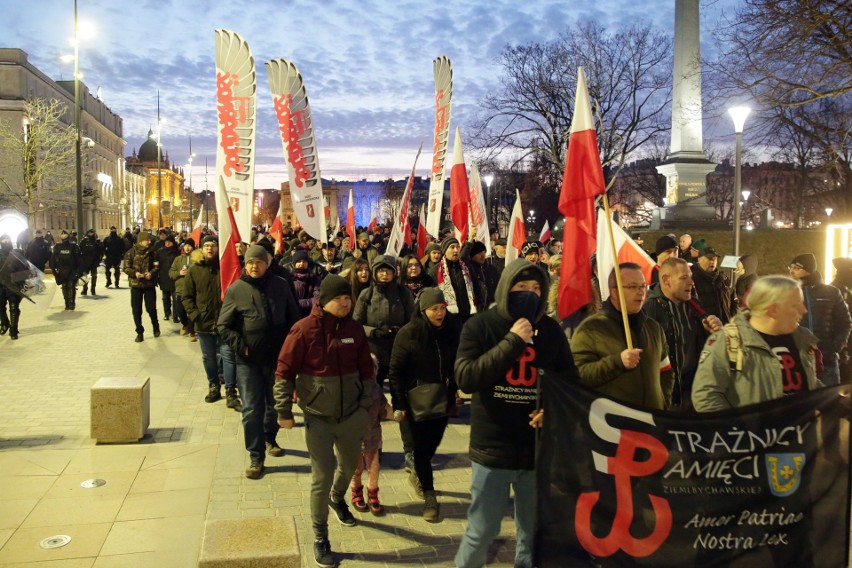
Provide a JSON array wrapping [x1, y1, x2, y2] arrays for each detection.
[[692, 313, 820, 412], [181, 249, 221, 333], [169, 252, 193, 296], [570, 303, 674, 410]]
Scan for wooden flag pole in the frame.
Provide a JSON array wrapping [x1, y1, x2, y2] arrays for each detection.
[[602, 192, 633, 349]]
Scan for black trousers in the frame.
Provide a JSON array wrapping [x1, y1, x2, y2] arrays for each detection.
[[410, 416, 448, 492], [130, 287, 158, 334], [174, 294, 193, 332], [82, 266, 97, 291], [104, 260, 121, 286], [161, 289, 174, 317], [61, 280, 76, 307]]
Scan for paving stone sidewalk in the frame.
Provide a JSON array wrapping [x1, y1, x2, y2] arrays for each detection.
[[0, 282, 521, 567]]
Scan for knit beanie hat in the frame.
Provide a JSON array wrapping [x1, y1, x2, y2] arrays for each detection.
[[655, 235, 678, 255], [425, 242, 441, 255], [244, 245, 269, 264], [292, 250, 310, 264], [319, 275, 351, 307], [521, 241, 540, 257], [790, 253, 817, 273], [440, 237, 460, 255], [470, 241, 487, 257], [137, 231, 152, 243], [201, 235, 218, 247], [417, 288, 446, 312]]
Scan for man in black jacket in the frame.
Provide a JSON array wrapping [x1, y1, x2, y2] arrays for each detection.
[[25, 230, 51, 272], [428, 237, 483, 325], [51, 230, 81, 310], [102, 226, 127, 288], [463, 240, 499, 306], [218, 245, 300, 479], [78, 229, 103, 296], [454, 259, 580, 568], [691, 246, 736, 323], [789, 253, 852, 385]]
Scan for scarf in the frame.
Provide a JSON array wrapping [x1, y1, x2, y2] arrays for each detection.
[[437, 258, 477, 315]]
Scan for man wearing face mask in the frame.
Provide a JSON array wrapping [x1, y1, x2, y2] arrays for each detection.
[[454, 259, 579, 568], [50, 230, 82, 310], [570, 262, 674, 409], [102, 226, 128, 288]]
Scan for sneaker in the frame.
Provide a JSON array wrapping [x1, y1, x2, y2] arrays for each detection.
[[265, 440, 285, 457], [423, 490, 440, 522], [403, 451, 415, 473], [180, 327, 188, 336], [328, 496, 356, 526], [189, 333, 197, 342], [205, 383, 221, 403], [245, 459, 264, 479], [226, 388, 242, 411], [408, 470, 424, 499], [313, 538, 335, 568], [134, 333, 144, 343]]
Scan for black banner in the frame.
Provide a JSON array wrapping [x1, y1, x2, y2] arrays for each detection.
[[536, 380, 851, 568]]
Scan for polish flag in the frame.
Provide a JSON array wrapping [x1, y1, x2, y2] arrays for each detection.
[[449, 127, 470, 243], [506, 189, 525, 263], [468, 162, 491, 255], [368, 215, 378, 233], [558, 67, 607, 319], [268, 197, 284, 254], [596, 209, 655, 301], [345, 188, 356, 250], [331, 216, 340, 240], [416, 203, 429, 259], [539, 220, 551, 244], [215, 175, 243, 299], [190, 204, 204, 249]]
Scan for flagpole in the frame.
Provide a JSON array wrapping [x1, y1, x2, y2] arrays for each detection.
[[602, 193, 633, 349]]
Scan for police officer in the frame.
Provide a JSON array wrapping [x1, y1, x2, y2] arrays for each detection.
[[51, 230, 82, 310], [79, 229, 104, 296], [102, 226, 127, 288]]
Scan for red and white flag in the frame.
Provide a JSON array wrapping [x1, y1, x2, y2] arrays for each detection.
[[268, 197, 284, 254], [449, 128, 470, 243], [506, 189, 526, 263], [367, 215, 378, 234], [557, 67, 607, 319], [215, 29, 256, 296], [468, 162, 491, 255], [426, 55, 453, 237], [216, 176, 243, 298], [266, 58, 328, 244], [345, 188, 356, 250], [331, 216, 340, 241], [387, 144, 422, 258], [190, 204, 204, 249], [539, 220, 551, 243], [596, 209, 655, 301], [416, 202, 429, 259]]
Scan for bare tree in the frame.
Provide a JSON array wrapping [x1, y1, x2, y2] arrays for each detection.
[[470, 21, 672, 195], [0, 98, 77, 228]]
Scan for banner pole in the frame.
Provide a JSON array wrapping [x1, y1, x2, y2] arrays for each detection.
[[602, 193, 633, 349]]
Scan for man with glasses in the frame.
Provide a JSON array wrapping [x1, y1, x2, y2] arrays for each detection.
[[788, 253, 851, 385], [570, 262, 674, 409]]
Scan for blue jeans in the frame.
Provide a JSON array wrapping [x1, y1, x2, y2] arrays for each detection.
[[219, 341, 237, 389], [235, 362, 279, 461], [196, 332, 223, 385], [455, 463, 536, 568]]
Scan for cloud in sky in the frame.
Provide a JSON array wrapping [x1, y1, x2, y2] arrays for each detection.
[[2, 0, 737, 188]]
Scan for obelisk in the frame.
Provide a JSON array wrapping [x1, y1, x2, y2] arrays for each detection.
[[655, 0, 716, 225]]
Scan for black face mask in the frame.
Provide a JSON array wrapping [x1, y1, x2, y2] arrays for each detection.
[[507, 290, 540, 322]]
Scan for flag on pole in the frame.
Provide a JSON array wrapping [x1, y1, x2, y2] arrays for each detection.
[[190, 204, 204, 248], [426, 55, 453, 237], [539, 220, 551, 244], [346, 188, 356, 250], [215, 29, 257, 297], [449, 128, 471, 243], [266, 58, 328, 244], [216, 176, 243, 298], [386, 144, 423, 258], [595, 209, 655, 301], [331, 216, 340, 240], [268, 197, 284, 254], [468, 162, 492, 255], [557, 67, 607, 319], [416, 203, 429, 259], [506, 189, 525, 263], [368, 216, 378, 233]]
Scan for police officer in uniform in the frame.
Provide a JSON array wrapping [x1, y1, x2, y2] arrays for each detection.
[[79, 229, 104, 296], [51, 230, 82, 310]]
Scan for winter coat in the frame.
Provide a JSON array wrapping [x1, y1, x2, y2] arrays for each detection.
[[353, 256, 416, 366], [169, 252, 193, 296], [799, 271, 852, 363], [50, 240, 81, 284], [691, 264, 736, 323], [571, 299, 674, 410], [155, 245, 180, 292], [455, 259, 580, 471], [181, 249, 221, 333], [217, 272, 300, 367], [78, 236, 103, 271], [25, 237, 51, 271], [388, 309, 460, 413], [692, 312, 820, 412], [122, 244, 158, 288], [102, 233, 127, 263], [273, 303, 375, 422], [288, 268, 322, 317]]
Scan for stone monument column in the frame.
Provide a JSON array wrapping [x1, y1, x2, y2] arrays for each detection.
[[655, 0, 716, 225]]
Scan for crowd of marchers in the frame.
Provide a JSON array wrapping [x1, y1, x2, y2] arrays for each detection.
[[1, 223, 851, 568]]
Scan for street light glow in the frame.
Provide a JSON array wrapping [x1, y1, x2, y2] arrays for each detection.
[[742, 190, 751, 201], [728, 106, 751, 134]]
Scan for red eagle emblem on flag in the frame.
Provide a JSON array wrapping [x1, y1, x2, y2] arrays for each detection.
[[430, 199, 436, 212], [229, 197, 240, 212], [306, 204, 315, 218]]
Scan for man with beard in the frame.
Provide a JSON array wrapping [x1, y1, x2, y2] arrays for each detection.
[[102, 226, 127, 288], [25, 229, 51, 272], [51, 230, 81, 310], [691, 245, 737, 324], [123, 231, 160, 342], [353, 232, 378, 265], [78, 229, 103, 296], [428, 237, 483, 326]]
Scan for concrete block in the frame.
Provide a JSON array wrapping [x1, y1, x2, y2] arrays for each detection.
[[198, 516, 301, 567], [90, 376, 150, 443]]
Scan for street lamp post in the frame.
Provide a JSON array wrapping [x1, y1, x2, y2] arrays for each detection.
[[728, 106, 751, 261], [73, 0, 83, 233], [186, 136, 196, 231], [483, 174, 494, 232]]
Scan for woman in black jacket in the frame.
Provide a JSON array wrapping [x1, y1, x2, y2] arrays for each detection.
[[388, 288, 459, 522], [398, 254, 433, 296]]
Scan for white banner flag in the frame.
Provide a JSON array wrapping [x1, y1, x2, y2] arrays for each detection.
[[426, 55, 452, 237], [468, 162, 491, 256], [386, 144, 422, 258]]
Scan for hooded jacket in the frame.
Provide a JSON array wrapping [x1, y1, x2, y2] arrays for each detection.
[[454, 259, 579, 470], [122, 242, 158, 288], [798, 271, 852, 362], [274, 303, 375, 422], [181, 249, 221, 333]]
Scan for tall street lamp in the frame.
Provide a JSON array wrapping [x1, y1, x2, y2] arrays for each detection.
[[483, 174, 494, 231], [728, 106, 751, 261], [186, 136, 196, 231]]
